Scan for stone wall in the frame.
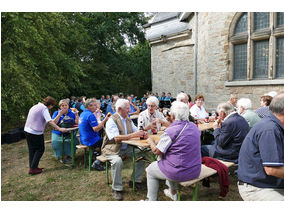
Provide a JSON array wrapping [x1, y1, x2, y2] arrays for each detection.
[[150, 12, 284, 110]]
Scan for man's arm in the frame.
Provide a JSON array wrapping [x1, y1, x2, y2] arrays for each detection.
[[213, 121, 233, 147], [114, 131, 144, 143], [264, 166, 284, 179]]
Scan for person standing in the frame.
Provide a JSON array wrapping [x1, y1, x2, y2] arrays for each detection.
[[24, 96, 68, 175], [237, 93, 284, 201]]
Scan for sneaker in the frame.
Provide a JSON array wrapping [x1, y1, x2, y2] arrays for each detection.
[[163, 189, 177, 201], [60, 159, 72, 164], [128, 181, 145, 190], [92, 162, 105, 171], [112, 190, 123, 201]]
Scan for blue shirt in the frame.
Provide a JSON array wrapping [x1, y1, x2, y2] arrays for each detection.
[[78, 109, 100, 146], [105, 102, 116, 114], [165, 97, 172, 101], [160, 96, 166, 101], [129, 104, 137, 114], [254, 106, 270, 119], [237, 112, 284, 188], [52, 109, 75, 135]]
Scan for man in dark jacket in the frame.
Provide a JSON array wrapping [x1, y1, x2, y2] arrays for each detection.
[[201, 102, 249, 163]]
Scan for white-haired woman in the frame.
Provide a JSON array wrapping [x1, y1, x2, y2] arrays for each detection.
[[51, 99, 79, 164], [145, 101, 201, 201], [138, 96, 170, 134], [237, 98, 260, 129]]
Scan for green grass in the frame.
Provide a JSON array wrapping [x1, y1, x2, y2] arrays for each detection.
[[1, 128, 242, 201]]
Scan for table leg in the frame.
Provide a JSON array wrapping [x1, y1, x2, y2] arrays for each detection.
[[132, 146, 136, 192], [71, 130, 75, 167], [62, 135, 65, 162]]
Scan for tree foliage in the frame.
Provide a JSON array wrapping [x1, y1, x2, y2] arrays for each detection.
[[1, 12, 151, 131]]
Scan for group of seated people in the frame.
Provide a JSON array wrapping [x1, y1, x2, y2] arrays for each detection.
[[50, 90, 284, 201]]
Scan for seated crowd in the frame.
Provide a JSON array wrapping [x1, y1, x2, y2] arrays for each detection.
[[25, 90, 284, 201]]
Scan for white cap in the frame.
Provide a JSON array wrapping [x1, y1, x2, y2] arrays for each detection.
[[267, 91, 278, 98]]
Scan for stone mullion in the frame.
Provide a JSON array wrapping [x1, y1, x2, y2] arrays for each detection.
[[247, 12, 253, 80], [269, 12, 276, 79]]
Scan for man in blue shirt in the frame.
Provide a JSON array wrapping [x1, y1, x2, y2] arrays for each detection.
[[106, 95, 119, 115], [79, 98, 111, 170], [237, 93, 284, 201], [160, 92, 166, 101]]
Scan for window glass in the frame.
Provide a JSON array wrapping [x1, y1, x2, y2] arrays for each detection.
[[234, 13, 248, 35], [277, 12, 284, 27], [276, 37, 284, 78], [254, 12, 270, 31], [233, 43, 247, 80], [253, 40, 269, 79]]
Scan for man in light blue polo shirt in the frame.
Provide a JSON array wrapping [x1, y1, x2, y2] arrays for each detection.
[[237, 93, 284, 201]]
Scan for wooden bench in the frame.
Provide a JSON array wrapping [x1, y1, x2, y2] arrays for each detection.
[[178, 160, 236, 201], [76, 144, 94, 171], [96, 155, 110, 185]]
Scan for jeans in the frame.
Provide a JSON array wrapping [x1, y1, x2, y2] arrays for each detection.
[[25, 132, 45, 169], [201, 141, 215, 157]]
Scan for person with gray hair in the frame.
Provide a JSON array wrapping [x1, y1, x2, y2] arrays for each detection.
[[227, 94, 238, 111], [145, 101, 201, 201], [237, 93, 284, 200], [176, 92, 195, 122], [79, 98, 111, 170], [237, 98, 260, 129], [201, 102, 249, 163], [138, 96, 170, 134], [101, 98, 148, 201]]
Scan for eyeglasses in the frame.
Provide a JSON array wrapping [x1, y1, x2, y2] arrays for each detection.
[[147, 104, 156, 108]]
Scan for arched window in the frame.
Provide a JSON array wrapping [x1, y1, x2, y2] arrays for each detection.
[[234, 13, 248, 35], [229, 12, 284, 84]]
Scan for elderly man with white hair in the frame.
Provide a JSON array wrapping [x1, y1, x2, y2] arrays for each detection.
[[176, 92, 195, 122], [237, 98, 260, 129], [101, 98, 148, 201], [138, 96, 170, 134], [144, 101, 201, 201], [201, 102, 249, 163]]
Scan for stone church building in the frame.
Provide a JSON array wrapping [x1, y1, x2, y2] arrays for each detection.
[[144, 12, 284, 110]]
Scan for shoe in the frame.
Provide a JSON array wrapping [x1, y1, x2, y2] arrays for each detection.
[[128, 181, 145, 190], [163, 188, 177, 201], [93, 151, 100, 156], [112, 190, 123, 201], [92, 162, 105, 171], [28, 168, 42, 175]]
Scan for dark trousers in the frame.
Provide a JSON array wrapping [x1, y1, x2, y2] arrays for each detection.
[[25, 132, 45, 169]]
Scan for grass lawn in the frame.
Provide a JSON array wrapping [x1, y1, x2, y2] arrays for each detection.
[[1, 127, 242, 201]]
